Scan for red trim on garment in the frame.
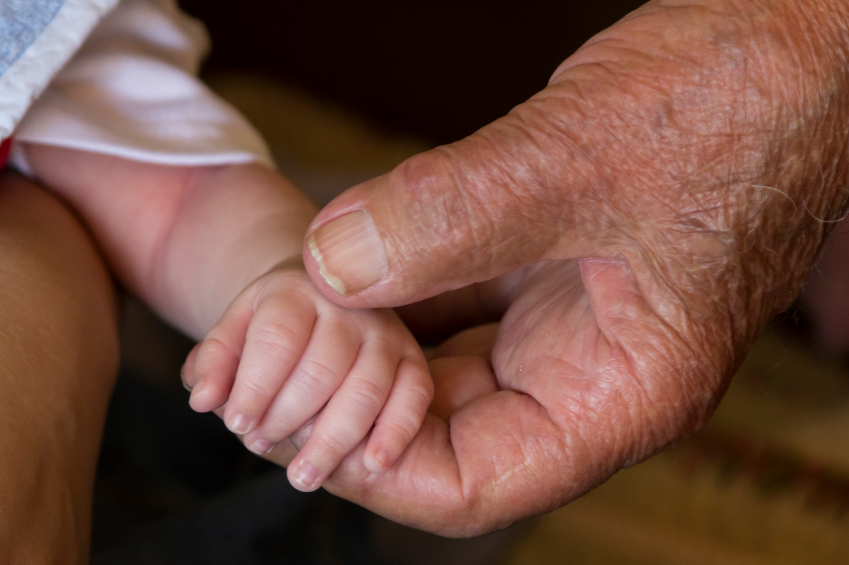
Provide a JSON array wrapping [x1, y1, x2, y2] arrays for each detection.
[[0, 138, 12, 168]]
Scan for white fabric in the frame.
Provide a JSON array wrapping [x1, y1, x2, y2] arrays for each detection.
[[11, 0, 274, 169], [0, 0, 120, 140]]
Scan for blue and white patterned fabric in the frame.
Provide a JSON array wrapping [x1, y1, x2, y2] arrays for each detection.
[[0, 0, 119, 139], [2, 0, 271, 169]]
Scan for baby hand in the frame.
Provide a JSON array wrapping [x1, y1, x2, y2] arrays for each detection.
[[185, 259, 433, 491]]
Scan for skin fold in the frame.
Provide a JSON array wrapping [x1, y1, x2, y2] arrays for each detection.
[[286, 0, 849, 536]]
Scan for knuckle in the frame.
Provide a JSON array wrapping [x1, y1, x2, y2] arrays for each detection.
[[198, 336, 231, 358], [292, 358, 338, 397], [262, 399, 319, 440], [403, 379, 434, 413], [344, 376, 386, 415], [194, 337, 236, 377], [377, 384, 432, 444], [316, 310, 364, 348], [251, 321, 302, 360], [397, 125, 565, 275], [262, 413, 297, 440], [379, 414, 419, 446], [316, 428, 353, 458], [237, 376, 274, 403], [390, 150, 496, 275], [393, 150, 459, 208]]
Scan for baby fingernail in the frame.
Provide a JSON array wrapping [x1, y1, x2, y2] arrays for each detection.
[[291, 463, 320, 491], [308, 210, 387, 296], [374, 450, 390, 470], [248, 439, 274, 454], [180, 366, 192, 392], [228, 414, 252, 435], [188, 379, 208, 409]]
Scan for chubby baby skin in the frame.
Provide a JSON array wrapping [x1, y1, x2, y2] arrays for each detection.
[[184, 259, 431, 490], [23, 144, 432, 492]]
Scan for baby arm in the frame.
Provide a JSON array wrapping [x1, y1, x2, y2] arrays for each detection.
[[23, 144, 432, 490]]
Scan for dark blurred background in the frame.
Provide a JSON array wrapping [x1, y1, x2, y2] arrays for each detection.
[[179, 0, 645, 144]]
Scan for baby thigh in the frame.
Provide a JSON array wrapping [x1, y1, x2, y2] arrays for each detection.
[[0, 172, 119, 565]]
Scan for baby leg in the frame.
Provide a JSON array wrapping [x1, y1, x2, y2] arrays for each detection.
[[0, 172, 119, 564]]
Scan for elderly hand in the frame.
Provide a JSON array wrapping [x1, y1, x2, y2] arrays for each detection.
[[277, 0, 849, 535]]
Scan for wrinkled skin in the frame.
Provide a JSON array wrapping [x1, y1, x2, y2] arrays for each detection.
[[259, 0, 849, 536]]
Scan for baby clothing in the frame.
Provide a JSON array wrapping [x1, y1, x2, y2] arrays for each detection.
[[0, 0, 118, 140], [1, 0, 272, 171]]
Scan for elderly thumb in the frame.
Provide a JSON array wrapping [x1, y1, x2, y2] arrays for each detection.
[[302, 104, 601, 308]]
